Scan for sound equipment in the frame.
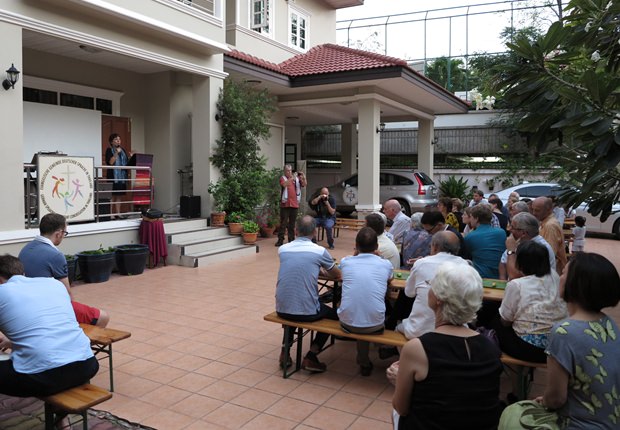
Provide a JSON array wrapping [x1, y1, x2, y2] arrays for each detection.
[[180, 195, 201, 218]]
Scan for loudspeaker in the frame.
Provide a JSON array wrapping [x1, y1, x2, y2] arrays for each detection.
[[180, 195, 201, 218]]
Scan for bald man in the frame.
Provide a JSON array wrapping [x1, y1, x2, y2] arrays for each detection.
[[383, 199, 410, 244], [532, 197, 566, 274]]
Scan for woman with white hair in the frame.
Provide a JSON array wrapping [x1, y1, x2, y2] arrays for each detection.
[[401, 212, 432, 269], [388, 263, 502, 429]]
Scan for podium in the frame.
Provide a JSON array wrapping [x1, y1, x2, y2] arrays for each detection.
[[130, 153, 154, 207]]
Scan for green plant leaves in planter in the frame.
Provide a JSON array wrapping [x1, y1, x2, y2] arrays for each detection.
[[439, 176, 470, 200], [242, 220, 260, 233]]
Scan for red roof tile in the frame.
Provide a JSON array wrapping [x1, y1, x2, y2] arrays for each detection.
[[280, 44, 408, 76], [226, 49, 283, 74]]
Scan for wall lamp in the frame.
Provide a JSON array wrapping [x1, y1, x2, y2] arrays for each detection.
[[214, 109, 224, 122], [432, 136, 439, 145], [2, 64, 20, 90], [376, 122, 386, 134]]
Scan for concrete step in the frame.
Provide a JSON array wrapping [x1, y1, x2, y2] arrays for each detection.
[[169, 236, 244, 258], [168, 227, 230, 243], [180, 244, 258, 267], [163, 218, 209, 234]]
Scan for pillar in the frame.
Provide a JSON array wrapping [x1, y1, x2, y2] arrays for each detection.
[[355, 99, 382, 219], [418, 118, 435, 180]]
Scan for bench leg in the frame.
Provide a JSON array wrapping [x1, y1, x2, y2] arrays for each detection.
[[108, 344, 114, 392], [44, 403, 55, 430], [282, 325, 304, 379]]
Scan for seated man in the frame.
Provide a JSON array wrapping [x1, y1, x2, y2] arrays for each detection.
[[463, 204, 506, 279], [275, 215, 341, 373], [383, 199, 411, 245], [338, 228, 393, 376], [310, 187, 337, 249], [365, 212, 400, 269], [19, 213, 109, 327], [0, 255, 98, 397]]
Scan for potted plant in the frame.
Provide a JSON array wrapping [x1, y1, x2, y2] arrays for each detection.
[[227, 211, 245, 235], [76, 246, 116, 283], [242, 220, 260, 244], [115, 244, 149, 275]]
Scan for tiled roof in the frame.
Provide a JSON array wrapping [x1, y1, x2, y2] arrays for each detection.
[[279, 44, 409, 76], [226, 44, 410, 77]]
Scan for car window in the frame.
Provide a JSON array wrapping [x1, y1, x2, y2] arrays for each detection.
[[379, 173, 387, 186], [415, 172, 435, 185], [520, 186, 551, 198], [344, 175, 358, 187], [388, 174, 414, 186]]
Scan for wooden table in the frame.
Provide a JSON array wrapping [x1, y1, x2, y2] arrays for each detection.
[[390, 270, 506, 302]]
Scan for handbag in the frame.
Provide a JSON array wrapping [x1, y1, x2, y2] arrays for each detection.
[[141, 208, 163, 220]]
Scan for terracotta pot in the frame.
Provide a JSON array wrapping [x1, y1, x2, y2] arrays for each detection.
[[260, 226, 276, 238], [211, 212, 226, 227], [228, 222, 243, 235], [243, 232, 258, 244]]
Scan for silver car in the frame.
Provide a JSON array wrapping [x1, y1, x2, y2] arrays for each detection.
[[315, 169, 438, 216]]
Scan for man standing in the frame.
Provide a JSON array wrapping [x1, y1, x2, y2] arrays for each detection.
[[463, 204, 506, 278], [468, 189, 488, 207], [383, 199, 410, 245], [338, 228, 393, 376], [0, 255, 98, 397], [19, 213, 109, 327], [365, 212, 400, 269], [275, 165, 306, 247], [275, 216, 341, 373], [532, 196, 567, 274], [310, 187, 336, 249]]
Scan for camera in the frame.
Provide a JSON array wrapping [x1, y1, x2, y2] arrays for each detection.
[[322, 194, 328, 200]]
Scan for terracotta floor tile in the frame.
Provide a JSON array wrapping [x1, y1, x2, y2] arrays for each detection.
[[203, 403, 259, 429], [218, 350, 261, 367], [341, 377, 390, 398], [305, 370, 354, 391], [108, 399, 162, 423], [141, 347, 186, 365], [223, 368, 270, 387], [140, 384, 192, 408], [254, 375, 303, 396], [140, 409, 196, 430], [141, 364, 188, 384], [361, 398, 393, 423], [287, 382, 337, 405], [229, 387, 282, 412], [199, 380, 250, 402], [264, 396, 319, 422], [113, 376, 162, 398], [183, 419, 229, 430], [326, 391, 374, 415], [168, 393, 224, 418], [115, 357, 161, 377], [195, 361, 239, 379], [302, 405, 358, 430], [167, 354, 212, 371], [168, 372, 217, 392], [239, 413, 296, 430], [349, 415, 394, 430]]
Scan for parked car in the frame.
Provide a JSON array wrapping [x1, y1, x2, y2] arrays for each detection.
[[494, 182, 562, 204], [572, 203, 620, 240], [312, 169, 438, 216]]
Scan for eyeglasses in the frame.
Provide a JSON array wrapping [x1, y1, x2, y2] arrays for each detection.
[[423, 224, 438, 234], [59, 229, 69, 237]]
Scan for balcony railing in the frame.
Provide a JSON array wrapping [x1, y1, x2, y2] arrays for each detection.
[[175, 0, 219, 18], [24, 164, 154, 228]]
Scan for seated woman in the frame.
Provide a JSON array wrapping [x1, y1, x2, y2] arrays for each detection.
[[388, 263, 503, 429], [494, 241, 567, 363], [438, 197, 460, 231], [401, 212, 432, 270], [500, 253, 620, 429]]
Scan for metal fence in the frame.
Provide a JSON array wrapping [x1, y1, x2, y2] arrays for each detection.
[[24, 164, 153, 228]]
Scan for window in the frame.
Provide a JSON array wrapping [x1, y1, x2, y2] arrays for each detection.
[[284, 144, 297, 171], [251, 0, 271, 35], [289, 9, 308, 50]]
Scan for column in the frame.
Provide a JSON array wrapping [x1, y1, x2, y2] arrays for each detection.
[[340, 123, 357, 178], [355, 99, 382, 219], [418, 118, 435, 180]]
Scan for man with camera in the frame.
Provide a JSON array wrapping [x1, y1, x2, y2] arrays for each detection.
[[276, 165, 306, 247], [310, 187, 337, 249]]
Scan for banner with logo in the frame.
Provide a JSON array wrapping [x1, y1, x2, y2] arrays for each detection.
[[37, 155, 95, 222]]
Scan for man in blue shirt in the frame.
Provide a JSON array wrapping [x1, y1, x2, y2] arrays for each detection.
[[276, 216, 341, 373], [463, 204, 506, 278]]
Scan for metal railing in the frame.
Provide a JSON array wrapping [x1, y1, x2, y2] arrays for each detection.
[[24, 164, 153, 228]]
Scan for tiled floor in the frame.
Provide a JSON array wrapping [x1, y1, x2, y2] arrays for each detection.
[[71, 229, 620, 430]]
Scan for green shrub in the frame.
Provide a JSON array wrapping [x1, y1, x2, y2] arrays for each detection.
[[439, 176, 470, 200]]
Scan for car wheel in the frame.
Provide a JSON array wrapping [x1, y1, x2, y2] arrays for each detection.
[[397, 199, 411, 217], [613, 219, 620, 240]]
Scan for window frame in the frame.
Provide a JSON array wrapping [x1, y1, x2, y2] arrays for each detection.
[[288, 5, 309, 51], [251, 0, 273, 37]]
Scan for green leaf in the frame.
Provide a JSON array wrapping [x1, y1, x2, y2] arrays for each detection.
[[540, 21, 565, 52]]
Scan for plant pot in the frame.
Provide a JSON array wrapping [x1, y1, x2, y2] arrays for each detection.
[[211, 212, 226, 227], [228, 222, 243, 235], [242, 232, 258, 244], [115, 244, 149, 276], [76, 252, 115, 283], [260, 226, 275, 238], [65, 256, 77, 285]]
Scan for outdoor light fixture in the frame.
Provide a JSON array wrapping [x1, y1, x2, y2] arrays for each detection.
[[376, 122, 386, 134], [2, 63, 20, 90], [432, 136, 439, 145], [214, 109, 224, 122]]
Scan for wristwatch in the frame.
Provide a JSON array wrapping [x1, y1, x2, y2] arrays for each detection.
[[507, 250, 516, 255]]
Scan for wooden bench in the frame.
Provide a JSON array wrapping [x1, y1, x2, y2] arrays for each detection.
[[500, 353, 547, 400], [318, 218, 365, 241], [40, 383, 112, 430], [264, 311, 407, 377], [80, 324, 131, 392]]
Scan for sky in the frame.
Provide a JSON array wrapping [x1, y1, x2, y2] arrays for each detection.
[[336, 0, 559, 62]]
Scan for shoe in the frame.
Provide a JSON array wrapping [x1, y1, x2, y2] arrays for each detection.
[[360, 363, 373, 377], [378, 346, 399, 360], [275, 240, 283, 247], [279, 352, 292, 369], [328, 245, 335, 250], [301, 355, 327, 373]]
